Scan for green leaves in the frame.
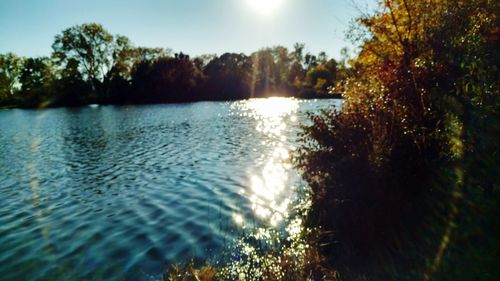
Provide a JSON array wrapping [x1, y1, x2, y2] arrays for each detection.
[[52, 23, 114, 83], [0, 53, 23, 104]]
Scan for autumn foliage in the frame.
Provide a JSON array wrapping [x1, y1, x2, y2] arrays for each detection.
[[296, 0, 499, 279]]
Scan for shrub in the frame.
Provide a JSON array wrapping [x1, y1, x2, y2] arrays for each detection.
[[295, 0, 499, 279]]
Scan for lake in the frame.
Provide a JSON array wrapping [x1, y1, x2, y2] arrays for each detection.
[[0, 97, 341, 280]]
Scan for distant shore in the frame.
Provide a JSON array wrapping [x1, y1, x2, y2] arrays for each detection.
[[1, 91, 342, 110]]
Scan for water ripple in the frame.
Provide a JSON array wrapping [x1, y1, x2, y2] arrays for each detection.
[[0, 98, 341, 280]]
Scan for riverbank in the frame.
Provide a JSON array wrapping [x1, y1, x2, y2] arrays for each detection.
[[0, 90, 342, 110]]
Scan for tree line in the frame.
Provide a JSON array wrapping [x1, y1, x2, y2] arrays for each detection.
[[0, 23, 342, 108]]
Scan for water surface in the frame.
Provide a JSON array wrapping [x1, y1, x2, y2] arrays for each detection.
[[0, 98, 340, 280]]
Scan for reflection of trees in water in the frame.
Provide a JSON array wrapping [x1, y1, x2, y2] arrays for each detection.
[[61, 108, 112, 194]]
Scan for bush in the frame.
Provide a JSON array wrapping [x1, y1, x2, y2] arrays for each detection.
[[295, 0, 499, 279]]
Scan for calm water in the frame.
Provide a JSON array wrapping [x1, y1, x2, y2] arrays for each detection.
[[0, 98, 340, 280]]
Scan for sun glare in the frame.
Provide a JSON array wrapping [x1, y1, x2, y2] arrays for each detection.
[[230, 97, 299, 227], [246, 0, 284, 15]]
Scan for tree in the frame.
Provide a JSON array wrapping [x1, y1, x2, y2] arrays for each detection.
[[291, 42, 305, 65], [52, 23, 114, 96], [193, 54, 217, 70], [251, 47, 293, 96], [19, 57, 54, 106], [305, 64, 335, 93], [304, 53, 318, 71], [106, 38, 169, 102], [203, 53, 252, 100], [317, 51, 328, 64], [0, 53, 23, 104], [108, 37, 168, 82], [51, 23, 169, 103], [251, 48, 276, 96], [271, 46, 292, 90], [130, 53, 201, 103], [287, 43, 307, 88], [54, 58, 91, 106], [287, 61, 305, 89]]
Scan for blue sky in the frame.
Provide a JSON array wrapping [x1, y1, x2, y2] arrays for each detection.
[[0, 0, 376, 59]]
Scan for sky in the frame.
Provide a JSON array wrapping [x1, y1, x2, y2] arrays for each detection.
[[0, 0, 377, 60]]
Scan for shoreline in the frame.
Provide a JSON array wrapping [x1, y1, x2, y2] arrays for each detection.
[[0, 92, 343, 110]]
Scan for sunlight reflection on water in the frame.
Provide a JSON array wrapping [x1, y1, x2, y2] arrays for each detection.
[[0, 98, 341, 280], [231, 97, 300, 227]]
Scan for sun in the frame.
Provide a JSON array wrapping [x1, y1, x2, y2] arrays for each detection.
[[246, 0, 284, 16]]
